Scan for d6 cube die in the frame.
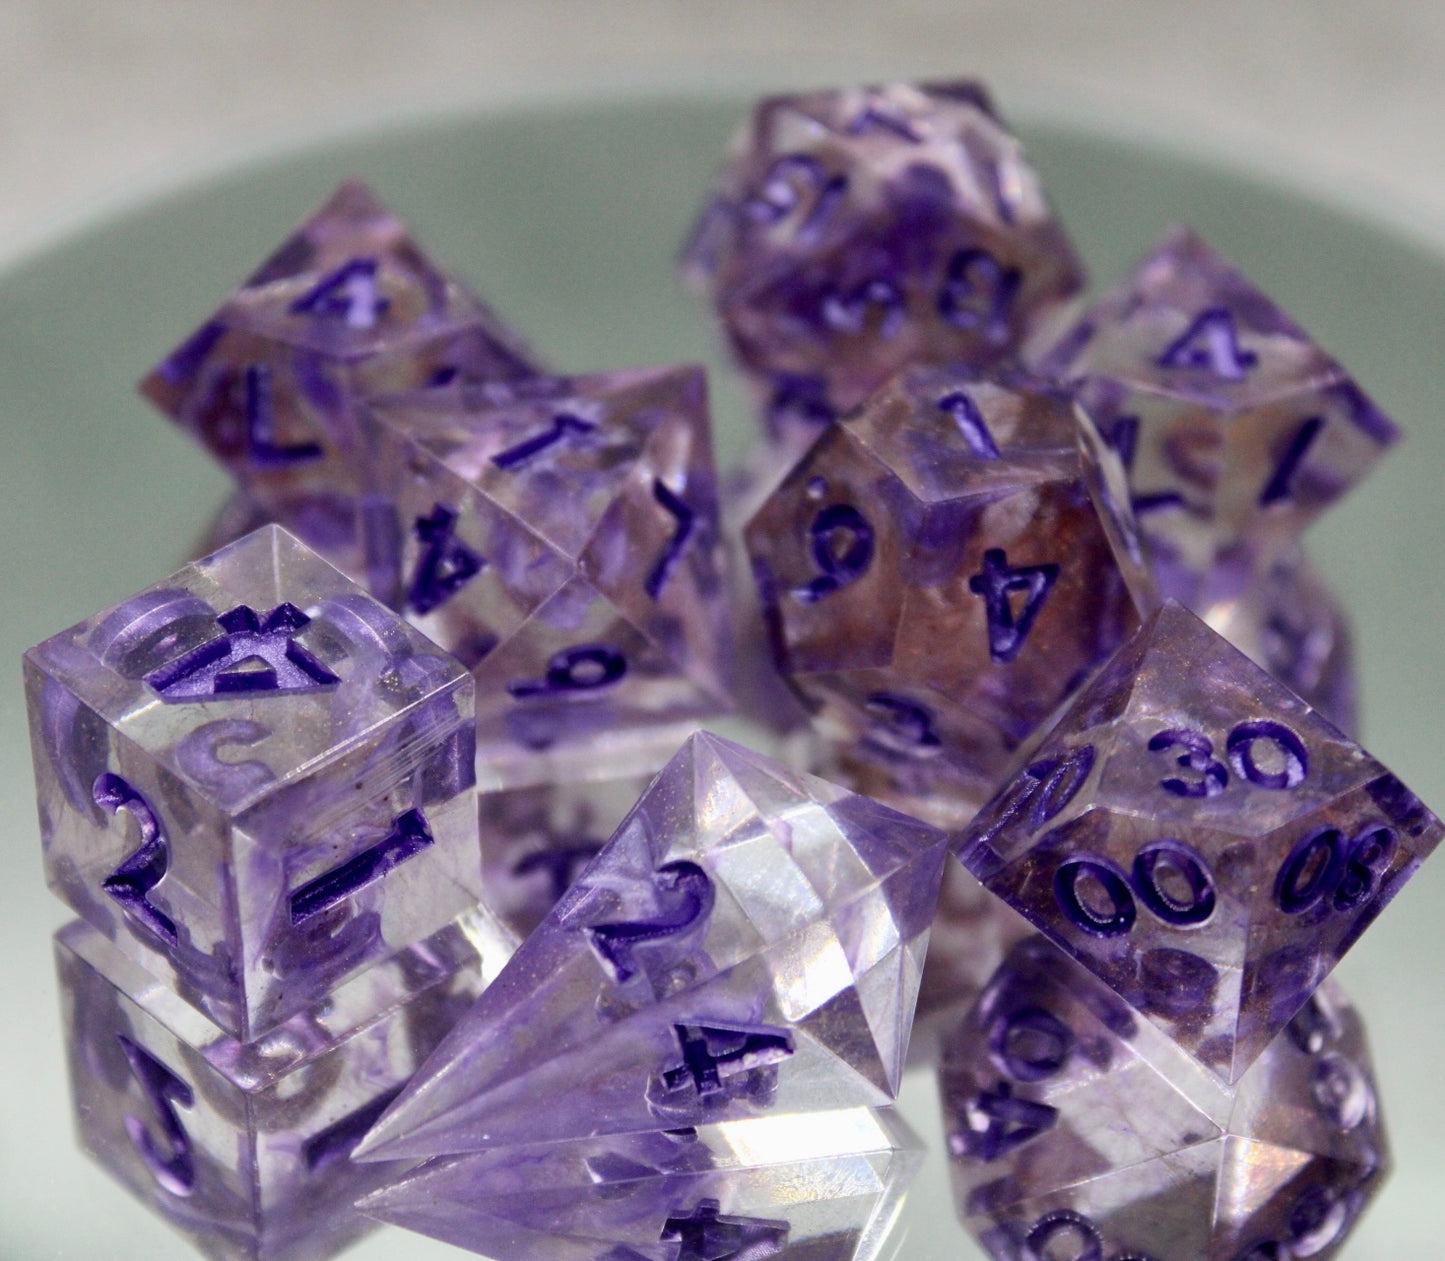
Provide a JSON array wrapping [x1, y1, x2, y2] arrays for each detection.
[[57, 911, 500, 1261], [27, 525, 482, 1040]]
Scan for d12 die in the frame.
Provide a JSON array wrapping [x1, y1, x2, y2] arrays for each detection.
[[747, 366, 1153, 817], [1036, 226, 1398, 608], [360, 364, 734, 789], [940, 938, 1388, 1261], [139, 180, 539, 553], [56, 908, 504, 1261], [27, 525, 482, 1040], [682, 81, 1085, 442], [958, 601, 1442, 1083]]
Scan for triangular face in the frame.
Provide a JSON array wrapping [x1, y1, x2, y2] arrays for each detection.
[[356, 734, 947, 1162], [358, 1107, 924, 1261]]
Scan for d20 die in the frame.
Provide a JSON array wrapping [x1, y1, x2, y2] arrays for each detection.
[[359, 364, 734, 789], [27, 525, 482, 1040], [747, 366, 1153, 817], [958, 601, 1442, 1083], [139, 179, 539, 558], [1036, 226, 1398, 607], [940, 938, 1388, 1261], [682, 81, 1085, 444], [56, 908, 504, 1261], [359, 1107, 923, 1261], [355, 732, 948, 1163]]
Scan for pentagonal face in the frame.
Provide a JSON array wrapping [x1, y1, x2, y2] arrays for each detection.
[[56, 914, 489, 1261], [959, 602, 1442, 1082], [682, 81, 1084, 429], [26, 526, 482, 1040], [1040, 227, 1398, 603], [139, 180, 540, 519]]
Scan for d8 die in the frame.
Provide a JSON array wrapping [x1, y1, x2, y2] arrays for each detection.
[[139, 180, 539, 558], [1037, 227, 1398, 607], [27, 525, 482, 1040], [360, 364, 734, 789], [747, 365, 1153, 816], [682, 81, 1085, 442], [57, 910, 502, 1261], [958, 601, 1442, 1082], [940, 938, 1388, 1261]]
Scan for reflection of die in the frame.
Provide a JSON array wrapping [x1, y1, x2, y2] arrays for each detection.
[[1037, 227, 1398, 607], [139, 180, 539, 558], [683, 81, 1085, 439], [748, 366, 1152, 816], [57, 911, 500, 1261], [26, 525, 482, 1040], [958, 602, 1442, 1083], [940, 938, 1388, 1261]]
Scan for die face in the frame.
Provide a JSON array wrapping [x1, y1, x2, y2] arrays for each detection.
[[56, 911, 496, 1260], [940, 940, 1388, 1261], [1040, 228, 1398, 603], [139, 180, 540, 523], [683, 82, 1085, 427], [359, 1107, 923, 1261], [355, 733, 948, 1163], [959, 602, 1442, 1082], [28, 526, 483, 1039], [747, 370, 1150, 814]]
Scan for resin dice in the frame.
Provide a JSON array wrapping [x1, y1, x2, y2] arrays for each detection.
[[1037, 226, 1398, 607], [356, 732, 948, 1162], [360, 1107, 923, 1260], [139, 180, 540, 564], [359, 364, 734, 788], [940, 938, 1388, 1260], [682, 81, 1085, 442], [57, 909, 504, 1261], [958, 601, 1442, 1082], [747, 366, 1153, 817], [27, 525, 482, 1040]]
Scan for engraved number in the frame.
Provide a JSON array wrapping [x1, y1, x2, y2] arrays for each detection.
[[406, 503, 486, 615], [661, 1023, 796, 1098], [1275, 823, 1396, 916], [938, 389, 1000, 459], [583, 860, 714, 984], [490, 411, 596, 470], [1156, 307, 1257, 380], [97, 773, 177, 946], [1055, 838, 1217, 936], [793, 503, 875, 604], [645, 479, 695, 600], [288, 808, 435, 924], [968, 548, 1059, 664], [117, 1035, 195, 1197], [507, 643, 628, 700]]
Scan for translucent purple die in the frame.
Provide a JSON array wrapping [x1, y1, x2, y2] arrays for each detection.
[[682, 81, 1085, 445], [358, 365, 735, 789], [139, 180, 540, 569], [56, 908, 504, 1261], [747, 366, 1153, 819], [26, 525, 482, 1040], [940, 938, 1388, 1260], [958, 601, 1442, 1083], [1036, 226, 1398, 608]]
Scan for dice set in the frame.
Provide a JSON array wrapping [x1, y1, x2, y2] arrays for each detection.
[[21, 74, 1439, 1261]]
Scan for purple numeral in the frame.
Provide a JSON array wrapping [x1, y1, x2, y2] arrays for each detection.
[[793, 503, 875, 604], [243, 364, 323, 467], [1026, 1211, 1107, 1261], [968, 548, 1059, 664], [661, 1199, 789, 1259], [1156, 307, 1257, 380], [958, 1082, 1060, 1162], [96, 773, 177, 946], [988, 1006, 1073, 1082], [117, 1035, 195, 1197], [939, 389, 1001, 459], [822, 275, 906, 337], [289, 256, 388, 328], [303, 1085, 403, 1173], [965, 744, 1095, 864], [507, 643, 628, 700], [1259, 416, 1325, 506], [864, 692, 942, 755], [1148, 728, 1228, 798], [513, 842, 604, 902], [1276, 823, 1396, 916], [937, 247, 1020, 343], [407, 503, 486, 614], [1227, 721, 1309, 790], [661, 1022, 795, 1098], [846, 93, 921, 140], [490, 411, 595, 470], [289, 808, 434, 924], [584, 860, 714, 984], [145, 604, 339, 702], [1055, 839, 1217, 936], [1132, 839, 1217, 926], [744, 154, 847, 241], [1054, 856, 1137, 938], [645, 480, 695, 600]]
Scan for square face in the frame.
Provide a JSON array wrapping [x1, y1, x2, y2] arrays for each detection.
[[27, 525, 482, 1040]]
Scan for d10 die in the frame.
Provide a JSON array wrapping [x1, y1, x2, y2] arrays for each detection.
[[26, 525, 482, 1040], [682, 81, 1085, 443], [1037, 226, 1398, 608], [747, 366, 1153, 817], [958, 601, 1442, 1083], [940, 938, 1388, 1261], [139, 180, 539, 558], [57, 910, 503, 1261], [360, 364, 734, 789]]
